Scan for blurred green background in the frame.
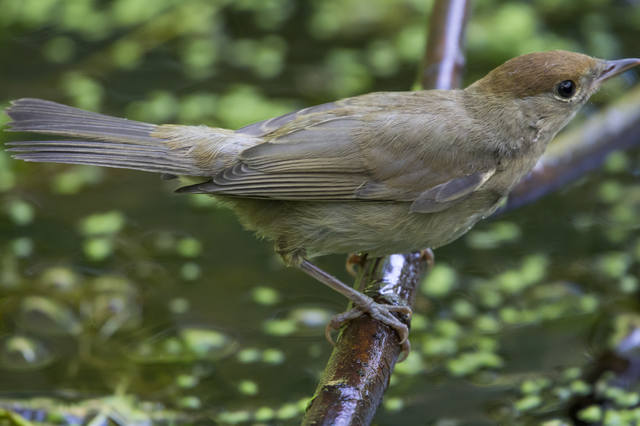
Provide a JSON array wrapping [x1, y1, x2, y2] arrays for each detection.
[[1, 0, 640, 424]]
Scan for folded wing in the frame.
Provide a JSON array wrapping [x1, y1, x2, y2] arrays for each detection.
[[179, 92, 497, 211]]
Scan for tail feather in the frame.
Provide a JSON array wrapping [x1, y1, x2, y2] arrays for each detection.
[[7, 98, 157, 143], [9, 153, 194, 175], [6, 140, 196, 175], [3, 98, 256, 177]]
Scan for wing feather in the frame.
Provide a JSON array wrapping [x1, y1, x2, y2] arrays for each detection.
[[178, 163, 367, 199], [410, 170, 496, 213], [179, 91, 498, 207]]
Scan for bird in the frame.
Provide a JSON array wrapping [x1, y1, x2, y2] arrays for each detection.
[[5, 50, 640, 357]]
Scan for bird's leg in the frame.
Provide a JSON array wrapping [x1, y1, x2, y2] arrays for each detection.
[[292, 255, 411, 356]]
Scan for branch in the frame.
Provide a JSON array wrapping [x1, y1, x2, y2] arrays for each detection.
[[421, 0, 472, 90], [302, 254, 430, 426], [302, 0, 640, 419], [303, 0, 471, 424]]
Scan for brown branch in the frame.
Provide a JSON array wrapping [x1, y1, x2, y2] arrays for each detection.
[[302, 254, 430, 426], [497, 83, 640, 214], [302, 0, 640, 420], [302, 1, 471, 424]]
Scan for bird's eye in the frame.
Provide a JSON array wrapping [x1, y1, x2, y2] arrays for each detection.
[[555, 80, 577, 99]]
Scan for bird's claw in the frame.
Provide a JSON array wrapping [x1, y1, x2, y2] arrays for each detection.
[[325, 308, 364, 346], [325, 301, 412, 361]]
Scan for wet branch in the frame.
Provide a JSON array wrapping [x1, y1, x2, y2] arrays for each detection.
[[302, 0, 640, 423], [421, 0, 472, 90], [302, 254, 431, 426], [302, 0, 471, 424]]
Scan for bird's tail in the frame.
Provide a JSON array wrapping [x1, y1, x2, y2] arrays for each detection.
[[4, 98, 259, 176]]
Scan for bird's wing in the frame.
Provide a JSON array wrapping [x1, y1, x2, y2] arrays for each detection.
[[179, 92, 497, 208]]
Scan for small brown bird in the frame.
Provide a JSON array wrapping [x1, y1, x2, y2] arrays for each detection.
[[5, 50, 640, 355]]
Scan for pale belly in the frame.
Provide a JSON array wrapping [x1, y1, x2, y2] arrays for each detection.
[[226, 190, 504, 258]]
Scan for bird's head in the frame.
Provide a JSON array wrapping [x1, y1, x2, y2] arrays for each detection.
[[467, 50, 640, 133]]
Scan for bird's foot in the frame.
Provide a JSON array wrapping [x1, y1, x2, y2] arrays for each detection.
[[325, 300, 412, 361], [297, 257, 413, 361], [345, 253, 367, 277]]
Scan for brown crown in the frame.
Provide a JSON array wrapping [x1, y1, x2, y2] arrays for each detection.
[[470, 50, 598, 98]]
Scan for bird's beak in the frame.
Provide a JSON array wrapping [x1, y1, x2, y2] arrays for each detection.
[[597, 58, 640, 83]]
